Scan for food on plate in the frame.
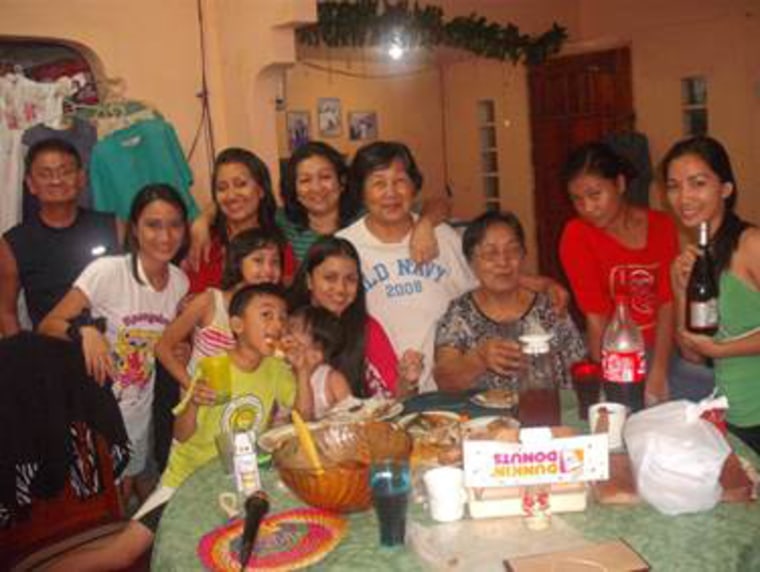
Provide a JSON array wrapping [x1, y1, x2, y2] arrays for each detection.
[[402, 412, 463, 467], [463, 417, 520, 442], [399, 412, 460, 436], [472, 388, 518, 408]]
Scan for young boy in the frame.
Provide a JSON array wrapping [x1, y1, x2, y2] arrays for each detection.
[[47, 283, 308, 571]]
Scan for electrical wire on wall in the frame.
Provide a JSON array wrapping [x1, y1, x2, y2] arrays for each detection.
[[187, 0, 216, 176]]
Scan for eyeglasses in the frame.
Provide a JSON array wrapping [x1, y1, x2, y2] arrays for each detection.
[[476, 246, 524, 263], [31, 167, 79, 183]]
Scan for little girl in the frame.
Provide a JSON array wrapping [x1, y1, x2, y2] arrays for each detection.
[[156, 228, 284, 405], [287, 305, 352, 420]]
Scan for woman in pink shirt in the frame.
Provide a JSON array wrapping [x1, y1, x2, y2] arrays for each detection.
[[287, 236, 422, 398]]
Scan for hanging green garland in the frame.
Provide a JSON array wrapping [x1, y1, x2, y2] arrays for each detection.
[[297, 0, 567, 65]]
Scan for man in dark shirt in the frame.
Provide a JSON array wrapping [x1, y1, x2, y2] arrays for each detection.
[[0, 139, 120, 335]]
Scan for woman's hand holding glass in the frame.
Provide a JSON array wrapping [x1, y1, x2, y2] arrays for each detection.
[[81, 327, 115, 385], [476, 338, 525, 377]]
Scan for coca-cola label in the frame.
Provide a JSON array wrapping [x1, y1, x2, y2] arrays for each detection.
[[602, 349, 646, 383], [689, 299, 719, 329]]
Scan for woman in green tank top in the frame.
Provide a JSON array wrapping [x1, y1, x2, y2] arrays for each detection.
[[664, 135, 760, 454]]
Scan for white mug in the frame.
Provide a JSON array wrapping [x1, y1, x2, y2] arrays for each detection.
[[423, 466, 467, 522], [589, 402, 629, 451]]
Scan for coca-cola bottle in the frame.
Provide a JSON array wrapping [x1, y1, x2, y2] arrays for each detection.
[[601, 292, 646, 412], [686, 221, 719, 335]]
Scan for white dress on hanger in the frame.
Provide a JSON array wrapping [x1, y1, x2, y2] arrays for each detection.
[[0, 74, 66, 234]]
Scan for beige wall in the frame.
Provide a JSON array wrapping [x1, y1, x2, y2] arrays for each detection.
[[1, 0, 315, 209], [575, 0, 760, 222], [282, 55, 446, 207]]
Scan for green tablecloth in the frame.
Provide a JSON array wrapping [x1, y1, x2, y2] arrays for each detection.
[[152, 390, 760, 571]]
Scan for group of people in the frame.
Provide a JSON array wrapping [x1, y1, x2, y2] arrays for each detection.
[[1, 128, 758, 569]]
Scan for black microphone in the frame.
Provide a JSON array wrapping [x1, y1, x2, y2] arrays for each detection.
[[239, 490, 270, 571]]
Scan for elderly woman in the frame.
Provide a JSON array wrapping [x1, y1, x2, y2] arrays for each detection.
[[434, 211, 586, 392], [337, 141, 477, 393]]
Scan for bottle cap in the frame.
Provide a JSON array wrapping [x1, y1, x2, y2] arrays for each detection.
[[571, 360, 601, 380], [519, 333, 553, 354], [519, 316, 553, 353]]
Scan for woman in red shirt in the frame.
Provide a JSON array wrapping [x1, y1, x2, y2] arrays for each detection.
[[559, 142, 680, 406], [184, 148, 295, 293]]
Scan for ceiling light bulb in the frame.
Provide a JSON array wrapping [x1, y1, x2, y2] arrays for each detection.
[[388, 42, 404, 60]]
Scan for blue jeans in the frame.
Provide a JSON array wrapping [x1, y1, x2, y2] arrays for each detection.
[[668, 353, 715, 402]]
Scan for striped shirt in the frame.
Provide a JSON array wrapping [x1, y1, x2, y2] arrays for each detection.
[[276, 209, 325, 264], [188, 289, 235, 374]]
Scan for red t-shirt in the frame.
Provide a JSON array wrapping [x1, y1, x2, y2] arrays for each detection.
[[186, 235, 297, 295], [559, 209, 679, 347]]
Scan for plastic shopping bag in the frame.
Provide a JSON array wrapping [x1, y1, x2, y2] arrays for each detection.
[[623, 398, 731, 515]]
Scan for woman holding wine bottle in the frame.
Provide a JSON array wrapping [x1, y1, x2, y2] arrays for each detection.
[[665, 135, 760, 453], [559, 142, 682, 408]]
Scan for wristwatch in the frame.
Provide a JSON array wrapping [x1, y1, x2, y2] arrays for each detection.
[[66, 310, 107, 343]]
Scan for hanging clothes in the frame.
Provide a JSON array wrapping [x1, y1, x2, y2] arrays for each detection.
[[89, 118, 198, 220], [0, 74, 66, 233], [21, 116, 98, 219]]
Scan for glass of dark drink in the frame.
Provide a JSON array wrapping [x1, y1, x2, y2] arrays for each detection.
[[571, 361, 601, 421], [518, 387, 561, 427], [370, 460, 411, 547]]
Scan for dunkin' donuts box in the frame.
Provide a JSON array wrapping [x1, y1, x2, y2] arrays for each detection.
[[463, 426, 609, 519]]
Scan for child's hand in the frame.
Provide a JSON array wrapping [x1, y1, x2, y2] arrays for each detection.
[[287, 342, 323, 377], [191, 379, 218, 406], [398, 349, 424, 396], [279, 334, 298, 357]]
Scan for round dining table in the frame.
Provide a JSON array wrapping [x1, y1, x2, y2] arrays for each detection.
[[152, 389, 760, 571]]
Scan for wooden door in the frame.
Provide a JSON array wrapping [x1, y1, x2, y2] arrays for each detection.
[[528, 47, 633, 284]]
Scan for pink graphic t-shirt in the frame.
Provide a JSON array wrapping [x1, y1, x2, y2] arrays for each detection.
[[75, 254, 188, 450]]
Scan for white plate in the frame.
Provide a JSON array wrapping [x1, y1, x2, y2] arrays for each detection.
[[397, 411, 461, 436], [470, 389, 518, 409], [379, 402, 405, 420], [326, 398, 403, 422], [257, 421, 323, 453]]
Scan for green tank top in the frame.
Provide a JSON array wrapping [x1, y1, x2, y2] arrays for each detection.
[[715, 272, 760, 426]]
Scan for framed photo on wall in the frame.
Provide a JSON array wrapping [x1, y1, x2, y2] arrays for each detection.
[[286, 110, 311, 151], [348, 111, 378, 141], [317, 97, 342, 137]]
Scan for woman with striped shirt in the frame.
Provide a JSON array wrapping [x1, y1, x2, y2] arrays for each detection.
[[279, 141, 448, 267]]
